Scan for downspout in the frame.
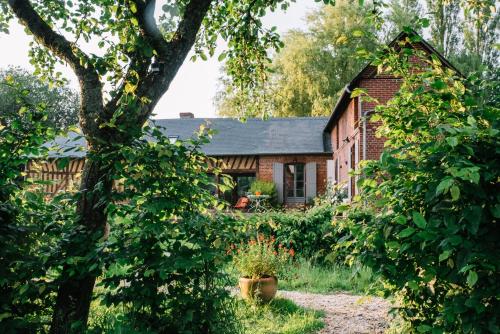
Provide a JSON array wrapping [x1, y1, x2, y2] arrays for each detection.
[[360, 97, 366, 161]]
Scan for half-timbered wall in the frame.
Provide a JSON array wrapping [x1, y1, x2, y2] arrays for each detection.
[[28, 155, 259, 194], [25, 158, 85, 194], [211, 155, 258, 172]]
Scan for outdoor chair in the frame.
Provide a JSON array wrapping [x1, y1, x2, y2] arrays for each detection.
[[234, 196, 250, 210]]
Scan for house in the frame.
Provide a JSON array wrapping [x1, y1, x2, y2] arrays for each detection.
[[323, 30, 459, 199], [28, 30, 457, 204], [29, 114, 332, 206]]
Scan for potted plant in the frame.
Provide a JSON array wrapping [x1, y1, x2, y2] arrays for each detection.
[[231, 236, 293, 303]]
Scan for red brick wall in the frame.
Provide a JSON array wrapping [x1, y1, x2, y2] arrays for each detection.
[[359, 76, 402, 161], [330, 99, 360, 187], [329, 74, 403, 191], [257, 154, 330, 195]]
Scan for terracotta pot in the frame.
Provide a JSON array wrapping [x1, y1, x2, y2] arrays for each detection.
[[239, 276, 277, 303]]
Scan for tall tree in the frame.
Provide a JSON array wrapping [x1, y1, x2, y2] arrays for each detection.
[[0, 67, 79, 129], [426, 0, 461, 58], [383, 0, 423, 40], [1, 0, 336, 332], [461, 1, 499, 73], [216, 0, 379, 118]]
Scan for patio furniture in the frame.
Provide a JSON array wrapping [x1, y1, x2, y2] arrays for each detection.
[[234, 197, 250, 210], [247, 194, 270, 212]]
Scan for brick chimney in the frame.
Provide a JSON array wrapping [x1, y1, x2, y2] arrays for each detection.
[[179, 112, 194, 119]]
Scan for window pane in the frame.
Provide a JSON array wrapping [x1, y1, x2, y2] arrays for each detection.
[[236, 176, 255, 196], [285, 163, 305, 199]]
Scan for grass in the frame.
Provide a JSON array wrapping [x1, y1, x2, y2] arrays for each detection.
[[226, 258, 380, 295], [87, 295, 324, 334], [235, 297, 324, 334], [279, 258, 380, 294]]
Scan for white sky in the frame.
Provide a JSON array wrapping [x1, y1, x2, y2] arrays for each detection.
[[0, 1, 319, 119]]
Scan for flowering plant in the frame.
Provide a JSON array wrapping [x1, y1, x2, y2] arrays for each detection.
[[230, 235, 294, 279]]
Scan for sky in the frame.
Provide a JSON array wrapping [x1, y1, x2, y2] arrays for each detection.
[[0, 1, 320, 119]]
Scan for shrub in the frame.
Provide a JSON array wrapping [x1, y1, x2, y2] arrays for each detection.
[[224, 203, 341, 262], [340, 41, 500, 332], [249, 180, 277, 197], [0, 79, 72, 332], [99, 124, 240, 333]]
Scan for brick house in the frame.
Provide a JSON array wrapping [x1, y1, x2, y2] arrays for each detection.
[[323, 30, 459, 199], [153, 114, 332, 205], [34, 114, 332, 206], [31, 30, 456, 204]]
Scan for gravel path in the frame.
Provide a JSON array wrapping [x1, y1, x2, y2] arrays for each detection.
[[278, 290, 391, 334]]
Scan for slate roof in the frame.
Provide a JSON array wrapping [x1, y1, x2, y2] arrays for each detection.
[[47, 117, 331, 158]]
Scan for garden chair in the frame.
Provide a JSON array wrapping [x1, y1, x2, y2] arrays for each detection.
[[234, 196, 250, 211]]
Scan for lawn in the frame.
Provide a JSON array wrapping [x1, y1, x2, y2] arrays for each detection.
[[87, 294, 324, 334], [226, 258, 380, 295], [235, 297, 324, 334], [279, 259, 380, 294]]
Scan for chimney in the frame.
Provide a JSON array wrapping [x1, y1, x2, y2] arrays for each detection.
[[179, 112, 194, 119]]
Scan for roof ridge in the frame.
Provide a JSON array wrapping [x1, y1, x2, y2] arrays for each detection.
[[154, 116, 329, 121]]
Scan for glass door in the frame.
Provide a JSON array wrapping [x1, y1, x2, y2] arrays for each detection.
[[285, 163, 305, 204]]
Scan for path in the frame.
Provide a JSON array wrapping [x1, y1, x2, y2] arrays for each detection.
[[278, 290, 391, 334]]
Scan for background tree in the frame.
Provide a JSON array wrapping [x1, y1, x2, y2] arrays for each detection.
[[216, 0, 498, 119], [0, 67, 79, 129], [1, 0, 338, 332], [216, 0, 379, 118], [425, 0, 462, 58], [460, 3, 500, 73], [383, 0, 423, 40]]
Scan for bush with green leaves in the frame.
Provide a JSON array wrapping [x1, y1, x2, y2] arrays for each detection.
[[339, 37, 499, 333], [249, 180, 277, 197], [97, 124, 240, 333], [0, 78, 75, 332], [226, 203, 338, 261]]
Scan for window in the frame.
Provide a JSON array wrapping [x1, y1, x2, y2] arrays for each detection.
[[221, 173, 256, 204], [285, 163, 305, 199], [236, 175, 255, 196]]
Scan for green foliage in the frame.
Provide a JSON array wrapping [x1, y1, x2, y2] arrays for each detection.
[[216, 0, 379, 118], [249, 179, 277, 196], [313, 183, 348, 206], [231, 237, 293, 279], [0, 78, 75, 332], [235, 298, 324, 334], [340, 41, 500, 332], [226, 204, 341, 262], [0, 67, 79, 129], [97, 124, 239, 333], [383, 0, 423, 40]]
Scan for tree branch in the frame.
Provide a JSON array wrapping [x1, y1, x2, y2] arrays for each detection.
[[134, 0, 213, 122], [105, 0, 212, 126], [8, 0, 104, 144]]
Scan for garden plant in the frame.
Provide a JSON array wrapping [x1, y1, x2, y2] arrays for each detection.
[[338, 32, 500, 333]]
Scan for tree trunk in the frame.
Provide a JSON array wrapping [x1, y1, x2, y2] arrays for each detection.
[[50, 158, 112, 334]]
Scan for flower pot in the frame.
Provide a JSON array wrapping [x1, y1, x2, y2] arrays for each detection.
[[239, 276, 277, 303]]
